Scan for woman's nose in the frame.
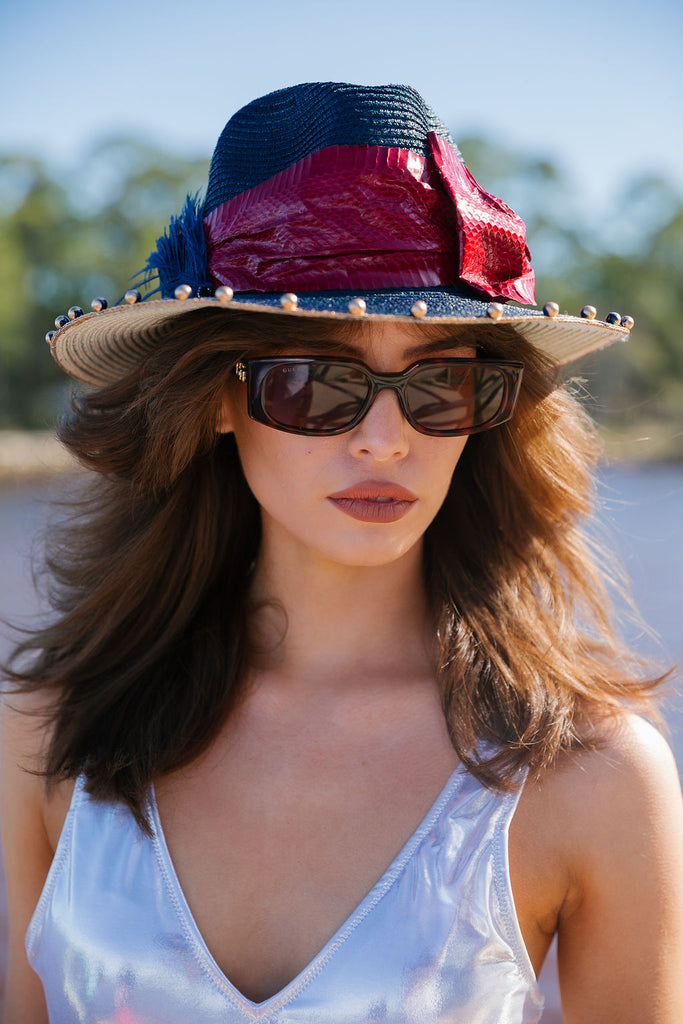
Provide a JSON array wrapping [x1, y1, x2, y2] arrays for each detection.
[[347, 387, 410, 462]]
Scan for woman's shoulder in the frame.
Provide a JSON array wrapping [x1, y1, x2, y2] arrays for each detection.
[[1, 687, 53, 784], [523, 721, 683, 1017], [514, 713, 682, 918], [0, 687, 76, 847], [520, 713, 681, 853], [0, 689, 70, 1019], [533, 713, 679, 816], [509, 712, 683, 991]]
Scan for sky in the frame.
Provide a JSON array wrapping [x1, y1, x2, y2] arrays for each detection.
[[2, 0, 682, 221]]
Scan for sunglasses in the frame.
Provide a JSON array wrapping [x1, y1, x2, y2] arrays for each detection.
[[234, 356, 524, 437]]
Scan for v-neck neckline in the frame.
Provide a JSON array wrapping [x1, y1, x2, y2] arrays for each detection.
[[148, 764, 466, 1017]]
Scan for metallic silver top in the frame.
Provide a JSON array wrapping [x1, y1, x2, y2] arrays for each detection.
[[27, 766, 543, 1022]]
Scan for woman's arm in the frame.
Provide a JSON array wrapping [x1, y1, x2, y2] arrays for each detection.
[[0, 693, 53, 1024], [556, 716, 683, 1023]]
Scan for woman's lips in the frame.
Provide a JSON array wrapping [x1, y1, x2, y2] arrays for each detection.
[[327, 481, 417, 523]]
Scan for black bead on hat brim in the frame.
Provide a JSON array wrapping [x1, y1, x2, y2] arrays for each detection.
[[49, 287, 631, 389]]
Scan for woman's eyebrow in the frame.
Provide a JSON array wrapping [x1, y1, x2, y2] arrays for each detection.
[[401, 335, 474, 358], [279, 333, 359, 355], [275, 331, 474, 358]]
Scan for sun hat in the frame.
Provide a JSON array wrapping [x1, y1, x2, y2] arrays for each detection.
[[47, 82, 634, 387]]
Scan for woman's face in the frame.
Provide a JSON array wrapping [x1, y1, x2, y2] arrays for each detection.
[[219, 321, 472, 570]]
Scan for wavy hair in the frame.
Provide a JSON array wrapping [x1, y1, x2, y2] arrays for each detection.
[[4, 307, 665, 830]]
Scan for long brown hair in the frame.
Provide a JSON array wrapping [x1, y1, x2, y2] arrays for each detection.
[[4, 307, 665, 829]]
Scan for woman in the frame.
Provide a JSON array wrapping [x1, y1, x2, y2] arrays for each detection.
[[2, 82, 682, 1023]]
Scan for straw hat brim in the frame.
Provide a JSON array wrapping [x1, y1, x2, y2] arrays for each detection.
[[51, 288, 629, 388]]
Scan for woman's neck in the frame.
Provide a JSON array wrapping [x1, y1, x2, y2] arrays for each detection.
[[246, 534, 435, 695]]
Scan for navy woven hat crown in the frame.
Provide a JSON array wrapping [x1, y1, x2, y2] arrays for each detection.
[[47, 81, 634, 387], [203, 82, 455, 215]]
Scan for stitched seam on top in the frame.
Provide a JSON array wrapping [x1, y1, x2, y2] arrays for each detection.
[[258, 766, 468, 1015], [25, 774, 84, 961], [491, 782, 544, 1004], [150, 767, 466, 1019], [148, 793, 251, 1015]]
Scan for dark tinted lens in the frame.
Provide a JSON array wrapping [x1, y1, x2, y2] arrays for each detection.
[[262, 362, 370, 432], [406, 364, 506, 432]]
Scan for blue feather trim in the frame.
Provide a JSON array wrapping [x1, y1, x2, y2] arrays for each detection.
[[135, 193, 212, 299]]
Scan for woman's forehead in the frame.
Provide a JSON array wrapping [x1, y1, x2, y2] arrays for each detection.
[[262, 319, 477, 359]]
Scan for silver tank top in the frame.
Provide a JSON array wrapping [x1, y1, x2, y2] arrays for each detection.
[[27, 767, 543, 1023]]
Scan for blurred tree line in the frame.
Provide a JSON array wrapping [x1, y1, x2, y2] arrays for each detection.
[[1, 136, 681, 457]]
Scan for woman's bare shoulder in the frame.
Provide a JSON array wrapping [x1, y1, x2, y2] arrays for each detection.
[[533, 713, 678, 816], [1, 687, 56, 775], [520, 713, 681, 864], [577, 711, 678, 780], [0, 687, 75, 843], [0, 689, 62, 1022], [511, 715, 681, 912], [515, 714, 683, 1020]]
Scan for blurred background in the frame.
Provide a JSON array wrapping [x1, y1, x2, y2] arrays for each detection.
[[2, 0, 683, 450], [1, 0, 681, 1018]]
